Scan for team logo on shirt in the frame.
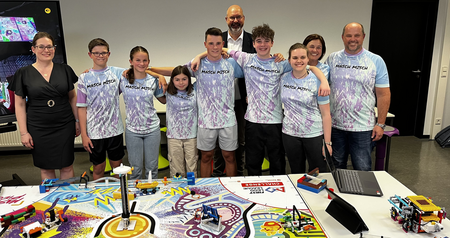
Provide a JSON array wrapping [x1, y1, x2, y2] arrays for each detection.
[[125, 84, 154, 91], [87, 79, 116, 88], [250, 65, 280, 73], [174, 94, 194, 99], [283, 84, 312, 92], [335, 64, 368, 70], [201, 70, 230, 74]]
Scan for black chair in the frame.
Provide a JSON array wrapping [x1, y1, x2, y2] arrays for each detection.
[[0, 173, 27, 186]]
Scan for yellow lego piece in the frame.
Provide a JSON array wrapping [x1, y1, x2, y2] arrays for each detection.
[[407, 195, 441, 212]]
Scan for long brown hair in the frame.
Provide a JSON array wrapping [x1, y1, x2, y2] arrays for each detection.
[[126, 46, 149, 84], [167, 65, 193, 95]]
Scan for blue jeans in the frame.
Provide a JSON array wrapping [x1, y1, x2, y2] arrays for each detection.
[[331, 128, 372, 171], [125, 128, 160, 180]]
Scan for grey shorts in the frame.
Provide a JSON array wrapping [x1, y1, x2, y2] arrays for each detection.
[[197, 125, 238, 151]]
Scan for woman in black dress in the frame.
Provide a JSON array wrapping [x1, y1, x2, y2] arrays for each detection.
[[8, 32, 80, 180]]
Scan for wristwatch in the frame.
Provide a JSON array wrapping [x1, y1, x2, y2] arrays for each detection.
[[376, 123, 386, 130], [325, 142, 332, 146]]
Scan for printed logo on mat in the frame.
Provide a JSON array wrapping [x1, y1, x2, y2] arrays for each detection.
[[241, 182, 285, 194]]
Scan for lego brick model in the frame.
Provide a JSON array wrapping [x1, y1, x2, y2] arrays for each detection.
[[389, 194, 446, 233]]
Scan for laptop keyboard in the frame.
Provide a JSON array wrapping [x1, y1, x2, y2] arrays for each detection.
[[338, 169, 364, 194]]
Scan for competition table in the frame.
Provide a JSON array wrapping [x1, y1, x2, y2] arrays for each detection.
[[0, 175, 326, 238], [289, 171, 450, 237], [2, 173, 449, 237]]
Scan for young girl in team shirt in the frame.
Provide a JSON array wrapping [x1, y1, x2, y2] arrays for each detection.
[[120, 46, 166, 180], [165, 65, 198, 177], [280, 43, 332, 174]]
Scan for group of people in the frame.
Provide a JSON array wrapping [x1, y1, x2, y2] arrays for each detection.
[[8, 5, 390, 182]]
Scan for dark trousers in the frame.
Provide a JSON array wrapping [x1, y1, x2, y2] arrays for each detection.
[[245, 121, 285, 176], [282, 133, 327, 174]]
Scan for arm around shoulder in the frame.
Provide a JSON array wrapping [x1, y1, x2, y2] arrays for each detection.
[[309, 66, 330, 96], [149, 67, 175, 77]]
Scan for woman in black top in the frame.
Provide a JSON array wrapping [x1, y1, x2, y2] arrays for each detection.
[[8, 32, 80, 180]]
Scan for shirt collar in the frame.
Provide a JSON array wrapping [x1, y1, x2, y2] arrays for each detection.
[[227, 30, 244, 42]]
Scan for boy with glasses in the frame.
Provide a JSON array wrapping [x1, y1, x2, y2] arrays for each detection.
[[76, 38, 125, 180]]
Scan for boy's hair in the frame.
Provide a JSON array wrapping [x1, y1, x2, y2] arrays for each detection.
[[126, 46, 149, 84], [32, 32, 55, 46], [302, 34, 326, 61], [205, 27, 222, 41], [167, 65, 193, 95], [252, 24, 274, 42], [288, 43, 307, 59], [88, 38, 109, 52]]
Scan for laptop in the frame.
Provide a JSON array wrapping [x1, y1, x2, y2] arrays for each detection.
[[324, 142, 383, 196]]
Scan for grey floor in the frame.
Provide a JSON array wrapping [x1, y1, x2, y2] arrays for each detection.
[[1, 136, 449, 211]]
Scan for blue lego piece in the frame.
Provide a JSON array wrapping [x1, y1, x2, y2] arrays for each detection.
[[201, 205, 220, 225], [39, 185, 47, 193], [187, 172, 195, 185], [297, 182, 326, 193]]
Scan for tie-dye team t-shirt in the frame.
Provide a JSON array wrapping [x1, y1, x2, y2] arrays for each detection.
[[119, 74, 164, 134], [228, 50, 291, 124], [281, 71, 329, 138], [326, 49, 389, 131], [186, 57, 243, 129], [166, 83, 197, 139], [76, 66, 124, 139], [316, 61, 330, 80]]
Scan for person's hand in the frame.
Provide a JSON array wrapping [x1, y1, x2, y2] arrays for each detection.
[[322, 144, 332, 157], [191, 57, 201, 72], [372, 126, 384, 141], [221, 50, 230, 59], [21, 132, 34, 149], [82, 68, 90, 74], [158, 75, 168, 94], [81, 134, 94, 153], [75, 121, 81, 137], [318, 83, 330, 97], [122, 69, 129, 78], [273, 53, 285, 62]]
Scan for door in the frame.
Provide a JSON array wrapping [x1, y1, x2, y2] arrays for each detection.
[[369, 0, 438, 137]]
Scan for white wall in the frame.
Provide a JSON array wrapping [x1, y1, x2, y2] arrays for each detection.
[[55, 0, 450, 138], [57, 0, 373, 137], [59, 0, 372, 75], [427, 0, 450, 138]]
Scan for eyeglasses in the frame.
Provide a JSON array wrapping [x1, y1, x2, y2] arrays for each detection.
[[229, 15, 243, 21], [90, 52, 109, 57], [35, 45, 56, 51]]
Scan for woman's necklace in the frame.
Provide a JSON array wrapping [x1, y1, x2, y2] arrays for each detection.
[[33, 62, 53, 81], [294, 70, 308, 79]]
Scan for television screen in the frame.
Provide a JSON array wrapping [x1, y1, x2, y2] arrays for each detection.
[[0, 0, 67, 124], [0, 16, 38, 42]]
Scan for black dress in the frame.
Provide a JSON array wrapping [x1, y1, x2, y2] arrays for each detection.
[[8, 63, 78, 169]]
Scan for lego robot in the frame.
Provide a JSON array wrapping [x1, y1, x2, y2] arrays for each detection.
[[389, 195, 446, 233]]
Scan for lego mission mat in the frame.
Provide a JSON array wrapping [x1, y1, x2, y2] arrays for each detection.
[[0, 175, 326, 238]]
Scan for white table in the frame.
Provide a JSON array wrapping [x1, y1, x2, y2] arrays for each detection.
[[289, 172, 450, 237]]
